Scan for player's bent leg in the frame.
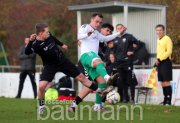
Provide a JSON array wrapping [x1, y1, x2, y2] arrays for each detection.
[[68, 86, 93, 112], [92, 59, 108, 79], [38, 80, 49, 114], [75, 73, 98, 91], [92, 59, 119, 85], [38, 81, 48, 99], [93, 76, 107, 112]]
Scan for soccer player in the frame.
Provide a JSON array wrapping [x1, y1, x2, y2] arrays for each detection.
[[25, 23, 99, 114], [69, 13, 121, 112], [155, 24, 173, 105]]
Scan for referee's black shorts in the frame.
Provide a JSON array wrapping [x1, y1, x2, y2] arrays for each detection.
[[40, 58, 80, 82], [157, 58, 172, 82]]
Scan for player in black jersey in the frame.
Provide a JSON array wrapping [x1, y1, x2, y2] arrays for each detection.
[[25, 23, 98, 114]]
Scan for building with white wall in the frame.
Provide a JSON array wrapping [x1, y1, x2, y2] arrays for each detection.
[[68, 1, 167, 65]]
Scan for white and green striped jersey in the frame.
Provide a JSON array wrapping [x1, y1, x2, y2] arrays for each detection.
[[78, 24, 120, 57]]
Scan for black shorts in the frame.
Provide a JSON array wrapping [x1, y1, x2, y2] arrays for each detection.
[[40, 58, 80, 82], [77, 61, 93, 80], [157, 58, 172, 82]]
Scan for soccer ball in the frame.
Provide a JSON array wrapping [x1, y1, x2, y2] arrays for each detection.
[[106, 90, 120, 104], [45, 88, 58, 100]]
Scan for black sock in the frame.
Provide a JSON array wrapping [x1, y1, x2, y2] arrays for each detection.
[[166, 85, 172, 104], [118, 88, 123, 102], [89, 82, 98, 91], [39, 99, 45, 106], [75, 96, 82, 105], [102, 96, 106, 103], [130, 86, 135, 101], [162, 87, 167, 103]]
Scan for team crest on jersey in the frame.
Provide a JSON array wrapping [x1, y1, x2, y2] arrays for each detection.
[[82, 24, 87, 28], [91, 32, 98, 40], [43, 47, 48, 51], [122, 38, 126, 42]]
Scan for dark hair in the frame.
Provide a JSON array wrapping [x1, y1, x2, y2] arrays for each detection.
[[155, 24, 165, 30], [107, 40, 113, 44], [101, 23, 114, 31], [35, 23, 48, 34], [91, 12, 103, 19], [116, 24, 124, 28]]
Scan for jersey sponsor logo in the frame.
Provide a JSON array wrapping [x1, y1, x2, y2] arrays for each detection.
[[48, 43, 55, 49]]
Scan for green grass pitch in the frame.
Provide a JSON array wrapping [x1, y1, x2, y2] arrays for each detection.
[[0, 97, 180, 123]]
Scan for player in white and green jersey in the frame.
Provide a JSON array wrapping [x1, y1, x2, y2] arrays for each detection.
[[69, 13, 121, 112]]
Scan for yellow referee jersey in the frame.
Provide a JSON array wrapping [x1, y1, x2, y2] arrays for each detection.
[[157, 35, 173, 61]]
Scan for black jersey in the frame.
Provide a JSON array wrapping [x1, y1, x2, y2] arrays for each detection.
[[114, 33, 138, 67], [25, 35, 65, 65]]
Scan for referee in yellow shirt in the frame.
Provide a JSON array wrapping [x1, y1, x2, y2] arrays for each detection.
[[155, 24, 173, 105]]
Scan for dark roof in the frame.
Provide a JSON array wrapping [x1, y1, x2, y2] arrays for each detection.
[[68, 1, 166, 13]]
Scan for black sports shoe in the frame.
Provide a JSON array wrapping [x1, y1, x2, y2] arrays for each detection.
[[130, 100, 135, 104], [68, 101, 77, 112], [122, 100, 129, 104], [159, 101, 164, 105], [68, 107, 76, 112], [15, 95, 20, 98], [164, 100, 171, 106], [107, 73, 119, 86]]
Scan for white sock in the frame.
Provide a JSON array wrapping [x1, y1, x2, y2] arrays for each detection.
[[95, 103, 101, 107], [104, 75, 110, 82], [71, 101, 77, 108], [39, 105, 44, 108]]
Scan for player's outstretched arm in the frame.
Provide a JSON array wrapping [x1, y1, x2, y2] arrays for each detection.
[[50, 34, 68, 50], [98, 32, 120, 42]]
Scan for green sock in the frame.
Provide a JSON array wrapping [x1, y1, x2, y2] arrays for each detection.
[[96, 63, 108, 78], [95, 83, 107, 104]]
